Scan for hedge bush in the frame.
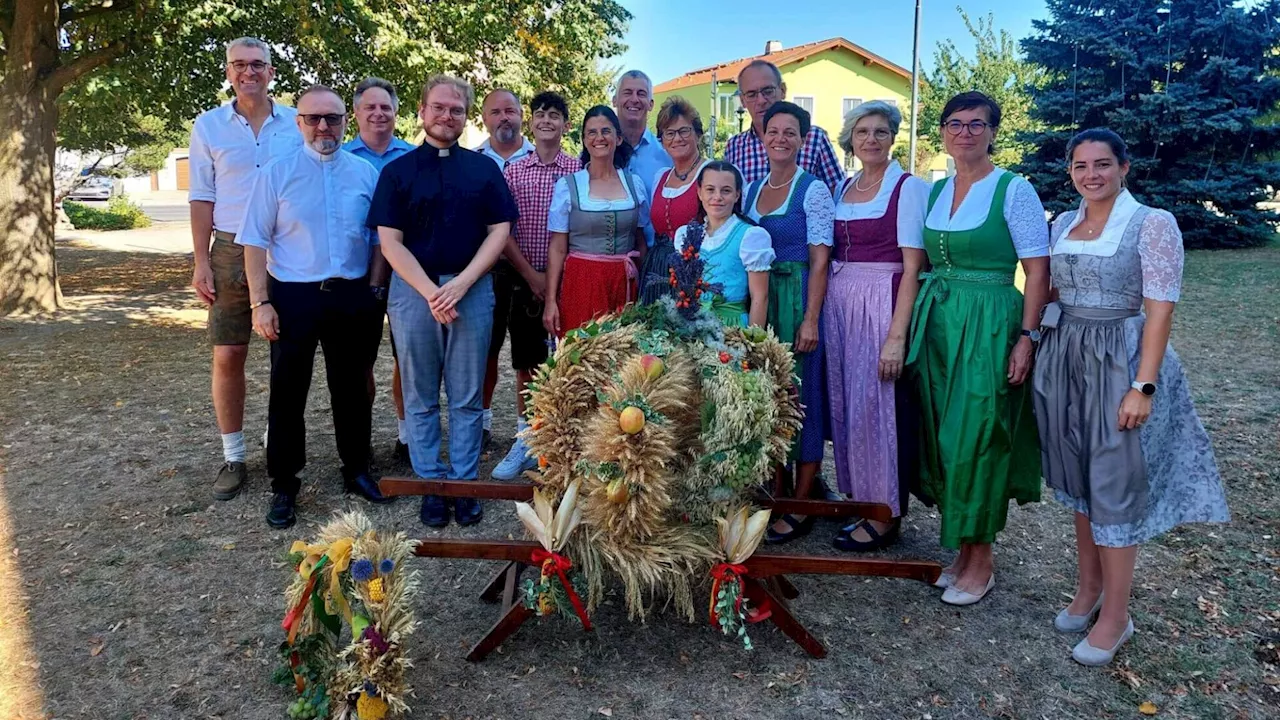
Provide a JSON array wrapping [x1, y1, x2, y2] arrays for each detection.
[[64, 196, 152, 231]]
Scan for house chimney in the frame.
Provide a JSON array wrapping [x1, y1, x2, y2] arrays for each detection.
[[764, 40, 782, 55]]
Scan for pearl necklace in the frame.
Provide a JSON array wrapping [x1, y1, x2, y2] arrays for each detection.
[[854, 172, 885, 193], [767, 167, 797, 189]]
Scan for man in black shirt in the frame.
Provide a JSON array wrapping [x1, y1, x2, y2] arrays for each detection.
[[368, 74, 519, 527]]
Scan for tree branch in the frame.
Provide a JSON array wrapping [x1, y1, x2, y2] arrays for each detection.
[[59, 0, 134, 25], [48, 41, 125, 90]]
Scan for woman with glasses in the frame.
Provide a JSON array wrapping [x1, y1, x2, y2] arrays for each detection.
[[1033, 128, 1228, 666], [824, 101, 929, 552], [640, 97, 709, 304], [741, 102, 835, 545], [909, 91, 1049, 605], [543, 105, 651, 336]]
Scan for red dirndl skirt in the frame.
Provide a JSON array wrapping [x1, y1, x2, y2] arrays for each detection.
[[558, 253, 637, 335]]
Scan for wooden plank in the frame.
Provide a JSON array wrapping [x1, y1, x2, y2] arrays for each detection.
[[746, 553, 941, 584], [501, 561, 520, 611], [757, 495, 895, 523], [415, 538, 541, 563], [466, 601, 534, 662], [480, 561, 518, 604], [775, 574, 800, 600], [380, 477, 536, 500], [746, 577, 826, 659]]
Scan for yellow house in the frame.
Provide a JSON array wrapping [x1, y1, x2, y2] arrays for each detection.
[[653, 37, 950, 179]]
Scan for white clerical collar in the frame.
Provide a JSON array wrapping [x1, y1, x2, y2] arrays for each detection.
[[303, 143, 340, 163]]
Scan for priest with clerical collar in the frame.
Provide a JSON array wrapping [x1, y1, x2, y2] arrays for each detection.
[[368, 73, 519, 530]]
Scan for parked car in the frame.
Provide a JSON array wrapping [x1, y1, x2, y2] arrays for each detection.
[[66, 175, 117, 202]]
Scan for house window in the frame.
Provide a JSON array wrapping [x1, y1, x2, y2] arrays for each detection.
[[793, 96, 814, 115], [718, 93, 741, 121], [842, 97, 864, 117], [878, 98, 900, 109]]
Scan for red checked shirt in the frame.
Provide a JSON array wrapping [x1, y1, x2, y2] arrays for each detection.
[[502, 150, 581, 271], [724, 124, 845, 194]]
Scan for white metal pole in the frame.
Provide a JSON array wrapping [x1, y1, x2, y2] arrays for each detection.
[[909, 0, 922, 175]]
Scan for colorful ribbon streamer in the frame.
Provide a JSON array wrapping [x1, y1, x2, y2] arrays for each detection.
[[530, 549, 592, 631]]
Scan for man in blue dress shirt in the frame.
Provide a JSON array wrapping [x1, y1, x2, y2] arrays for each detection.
[[238, 84, 390, 529], [342, 77, 416, 465], [612, 69, 672, 247]]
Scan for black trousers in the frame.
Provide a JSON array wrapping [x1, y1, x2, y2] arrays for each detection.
[[267, 276, 383, 495]]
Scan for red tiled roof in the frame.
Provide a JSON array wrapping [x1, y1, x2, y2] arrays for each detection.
[[654, 37, 911, 94]]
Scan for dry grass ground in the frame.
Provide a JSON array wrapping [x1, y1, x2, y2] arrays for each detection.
[[0, 238, 1276, 720]]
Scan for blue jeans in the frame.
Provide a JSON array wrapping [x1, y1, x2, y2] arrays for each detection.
[[389, 272, 495, 481]]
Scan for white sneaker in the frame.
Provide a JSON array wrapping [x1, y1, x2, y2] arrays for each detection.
[[1055, 593, 1104, 633], [941, 574, 995, 606], [492, 438, 536, 480], [1072, 617, 1134, 666]]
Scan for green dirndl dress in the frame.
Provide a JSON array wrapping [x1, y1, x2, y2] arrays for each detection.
[[906, 172, 1041, 548]]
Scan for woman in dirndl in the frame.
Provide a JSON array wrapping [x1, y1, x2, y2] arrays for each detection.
[[640, 96, 709, 304], [1033, 128, 1229, 667], [908, 92, 1050, 605], [741, 101, 835, 545], [672, 160, 773, 327], [824, 100, 929, 551], [543, 105, 651, 336]]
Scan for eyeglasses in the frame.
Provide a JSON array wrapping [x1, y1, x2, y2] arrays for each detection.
[[943, 120, 992, 136], [299, 113, 345, 127], [741, 86, 779, 102], [428, 103, 467, 119], [228, 61, 269, 74], [854, 128, 894, 141], [662, 127, 695, 141]]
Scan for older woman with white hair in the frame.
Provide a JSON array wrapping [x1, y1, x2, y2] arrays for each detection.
[[824, 100, 930, 551]]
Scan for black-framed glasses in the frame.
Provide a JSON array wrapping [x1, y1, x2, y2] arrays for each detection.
[[299, 113, 345, 127], [943, 120, 992, 136], [228, 60, 269, 74], [741, 86, 779, 102], [661, 127, 695, 141]]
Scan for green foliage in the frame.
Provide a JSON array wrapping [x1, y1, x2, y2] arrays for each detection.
[[920, 7, 1046, 168], [63, 197, 152, 231], [891, 136, 941, 176], [1015, 0, 1280, 249]]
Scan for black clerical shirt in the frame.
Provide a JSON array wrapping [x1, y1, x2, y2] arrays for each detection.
[[367, 143, 519, 282]]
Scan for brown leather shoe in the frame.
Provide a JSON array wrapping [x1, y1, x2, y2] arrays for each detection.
[[212, 461, 247, 500]]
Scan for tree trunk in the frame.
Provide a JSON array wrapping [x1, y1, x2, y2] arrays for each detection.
[[0, 76, 62, 315], [1, 0, 63, 315]]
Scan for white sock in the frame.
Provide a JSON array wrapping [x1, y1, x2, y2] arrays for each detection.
[[397, 419, 408, 444], [221, 431, 246, 463], [483, 408, 493, 432]]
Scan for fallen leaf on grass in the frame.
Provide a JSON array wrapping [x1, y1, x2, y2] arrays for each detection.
[[1197, 595, 1223, 620], [1139, 701, 1158, 715], [222, 543, 235, 550], [1113, 666, 1142, 689], [89, 638, 105, 657], [598, 708, 612, 717]]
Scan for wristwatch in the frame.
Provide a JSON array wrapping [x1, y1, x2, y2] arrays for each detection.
[[1020, 328, 1042, 343], [1131, 380, 1157, 396], [370, 286, 388, 302], [250, 299, 272, 310]]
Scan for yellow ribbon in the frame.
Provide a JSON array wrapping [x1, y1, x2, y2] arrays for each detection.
[[289, 537, 355, 621]]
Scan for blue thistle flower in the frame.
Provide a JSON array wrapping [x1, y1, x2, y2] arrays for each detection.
[[379, 559, 395, 575], [350, 558, 375, 582]]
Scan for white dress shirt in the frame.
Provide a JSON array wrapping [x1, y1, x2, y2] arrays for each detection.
[[235, 145, 381, 283], [923, 168, 1050, 258], [475, 137, 535, 169], [834, 160, 931, 250], [187, 101, 303, 235]]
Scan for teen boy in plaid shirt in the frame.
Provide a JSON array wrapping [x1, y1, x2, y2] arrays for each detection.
[[724, 59, 844, 193], [489, 91, 582, 480]]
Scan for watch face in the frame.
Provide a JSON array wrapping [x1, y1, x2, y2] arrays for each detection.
[[1140, 383, 1156, 396]]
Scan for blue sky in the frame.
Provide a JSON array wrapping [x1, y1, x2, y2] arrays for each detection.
[[614, 0, 1049, 85]]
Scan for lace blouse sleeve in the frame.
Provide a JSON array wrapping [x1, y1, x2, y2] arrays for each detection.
[[1138, 209, 1184, 302], [804, 180, 835, 246], [1002, 175, 1050, 258]]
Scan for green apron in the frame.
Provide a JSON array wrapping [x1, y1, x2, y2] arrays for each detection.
[[907, 171, 1042, 549]]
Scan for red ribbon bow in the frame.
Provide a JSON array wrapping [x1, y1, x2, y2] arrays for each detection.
[[709, 562, 772, 627], [530, 549, 592, 631]]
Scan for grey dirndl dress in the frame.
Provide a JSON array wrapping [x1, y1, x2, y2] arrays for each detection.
[[1031, 197, 1229, 547]]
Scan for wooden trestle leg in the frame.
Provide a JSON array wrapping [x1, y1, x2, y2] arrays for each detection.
[[746, 577, 827, 659], [467, 561, 533, 661]]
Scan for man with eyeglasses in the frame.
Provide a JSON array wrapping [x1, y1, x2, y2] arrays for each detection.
[[236, 84, 387, 529], [725, 59, 844, 193], [343, 77, 417, 464], [369, 75, 519, 529], [488, 91, 581, 481], [189, 37, 303, 502], [612, 69, 672, 247]]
